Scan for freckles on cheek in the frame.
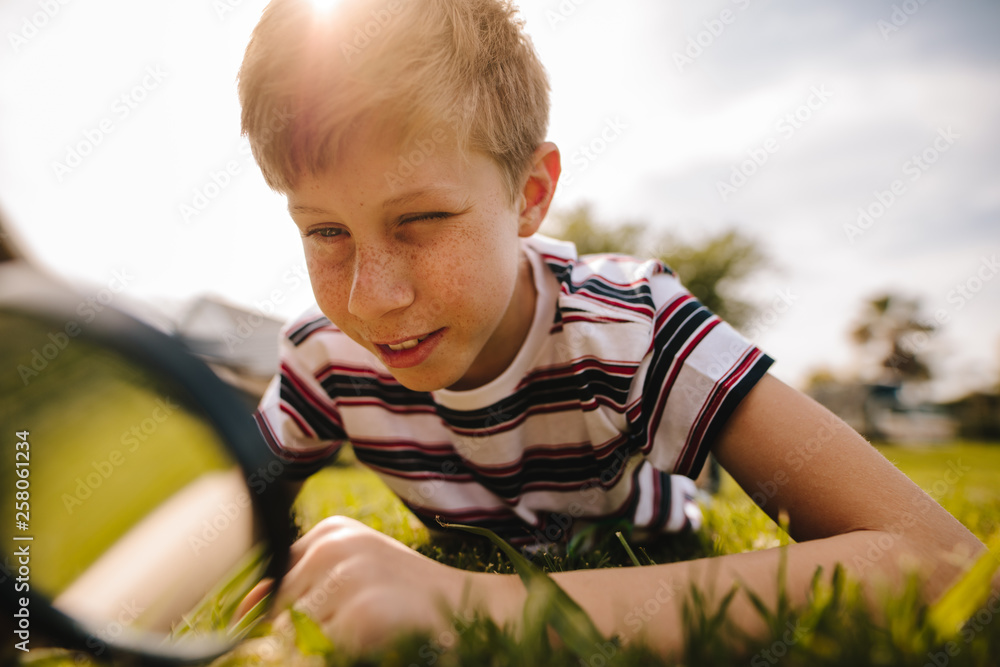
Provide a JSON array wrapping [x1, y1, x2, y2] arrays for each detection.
[[306, 257, 351, 313], [457, 261, 513, 323], [422, 269, 463, 320]]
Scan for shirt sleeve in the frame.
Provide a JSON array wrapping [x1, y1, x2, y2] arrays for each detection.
[[253, 314, 347, 480], [633, 269, 774, 479]]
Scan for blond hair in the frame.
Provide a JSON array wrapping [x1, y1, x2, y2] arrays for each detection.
[[238, 0, 550, 201]]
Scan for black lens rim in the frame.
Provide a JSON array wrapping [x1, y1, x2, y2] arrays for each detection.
[[0, 265, 293, 665]]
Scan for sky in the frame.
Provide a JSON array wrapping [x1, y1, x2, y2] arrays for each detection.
[[1, 0, 998, 400]]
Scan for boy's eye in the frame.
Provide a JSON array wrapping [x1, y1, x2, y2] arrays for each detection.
[[306, 226, 347, 239], [402, 212, 451, 224]]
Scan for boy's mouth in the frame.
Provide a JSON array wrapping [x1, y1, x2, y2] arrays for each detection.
[[373, 329, 444, 369], [386, 334, 430, 351]]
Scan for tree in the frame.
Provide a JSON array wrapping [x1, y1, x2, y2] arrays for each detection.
[[995, 337, 1000, 395], [655, 228, 767, 329], [0, 208, 19, 263], [849, 293, 935, 388], [550, 203, 646, 256], [546, 204, 770, 329]]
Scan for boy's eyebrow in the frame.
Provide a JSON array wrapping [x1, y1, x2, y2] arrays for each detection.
[[382, 187, 457, 210], [288, 204, 331, 216]]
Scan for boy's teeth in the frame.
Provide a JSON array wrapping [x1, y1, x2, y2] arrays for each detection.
[[387, 335, 427, 352]]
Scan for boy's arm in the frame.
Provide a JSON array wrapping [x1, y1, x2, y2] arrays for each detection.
[[712, 373, 980, 557], [712, 373, 984, 587], [545, 374, 987, 653], [266, 375, 989, 656]]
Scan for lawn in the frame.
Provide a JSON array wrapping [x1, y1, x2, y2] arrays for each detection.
[[215, 441, 1000, 666], [293, 439, 1000, 565], [875, 442, 1000, 543], [20, 441, 1000, 666]]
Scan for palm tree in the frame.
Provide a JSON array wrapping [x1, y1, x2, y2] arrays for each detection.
[[850, 293, 935, 388]]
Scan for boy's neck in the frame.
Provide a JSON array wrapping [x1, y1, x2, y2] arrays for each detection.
[[446, 246, 537, 391]]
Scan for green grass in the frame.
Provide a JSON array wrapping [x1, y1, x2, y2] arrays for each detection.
[[876, 441, 1000, 542], [21, 442, 1000, 666], [218, 442, 1000, 666]]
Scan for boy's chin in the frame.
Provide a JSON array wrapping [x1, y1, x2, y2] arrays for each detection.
[[388, 367, 462, 393]]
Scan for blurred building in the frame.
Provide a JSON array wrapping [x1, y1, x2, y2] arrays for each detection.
[[941, 392, 1000, 441], [173, 295, 283, 410], [807, 379, 957, 443]]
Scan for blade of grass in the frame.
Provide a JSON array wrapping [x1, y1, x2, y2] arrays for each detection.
[[926, 533, 1000, 640], [228, 595, 272, 640], [437, 519, 606, 658], [616, 531, 642, 567]]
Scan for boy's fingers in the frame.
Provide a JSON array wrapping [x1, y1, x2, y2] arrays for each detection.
[[235, 578, 274, 620], [251, 516, 368, 617], [286, 515, 365, 568]]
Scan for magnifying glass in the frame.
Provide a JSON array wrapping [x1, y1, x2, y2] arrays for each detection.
[[0, 260, 293, 665]]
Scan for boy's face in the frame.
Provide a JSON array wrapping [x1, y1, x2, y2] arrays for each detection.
[[287, 125, 540, 392]]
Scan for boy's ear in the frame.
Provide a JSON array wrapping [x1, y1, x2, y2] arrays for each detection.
[[517, 142, 561, 237]]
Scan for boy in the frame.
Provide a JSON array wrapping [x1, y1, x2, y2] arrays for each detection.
[[240, 0, 987, 655]]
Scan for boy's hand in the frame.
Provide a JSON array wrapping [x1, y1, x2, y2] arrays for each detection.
[[267, 516, 525, 654]]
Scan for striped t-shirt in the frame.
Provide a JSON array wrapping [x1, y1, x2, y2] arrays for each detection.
[[254, 234, 773, 545]]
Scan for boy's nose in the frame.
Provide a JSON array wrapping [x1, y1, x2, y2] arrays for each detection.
[[347, 245, 414, 321]]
